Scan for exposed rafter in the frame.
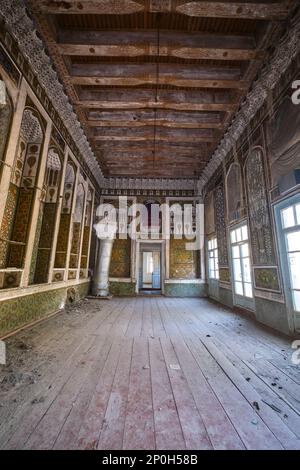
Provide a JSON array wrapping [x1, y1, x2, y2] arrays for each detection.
[[20, 0, 298, 182]]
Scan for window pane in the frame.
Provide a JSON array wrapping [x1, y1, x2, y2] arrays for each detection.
[[244, 282, 253, 298], [233, 258, 242, 281], [208, 240, 211, 250], [234, 281, 243, 296], [241, 225, 248, 240], [292, 290, 300, 312], [236, 228, 242, 242], [286, 231, 300, 252], [209, 251, 214, 258], [230, 230, 236, 243], [281, 206, 295, 229], [296, 204, 300, 226], [241, 243, 249, 258], [216, 269, 219, 280], [232, 245, 240, 259], [242, 257, 252, 283], [288, 252, 300, 289]]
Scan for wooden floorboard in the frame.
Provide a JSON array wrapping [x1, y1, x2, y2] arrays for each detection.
[[0, 297, 300, 450]]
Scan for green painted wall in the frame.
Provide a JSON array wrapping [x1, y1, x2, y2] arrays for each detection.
[[109, 281, 136, 296], [0, 281, 90, 338], [164, 282, 207, 297], [254, 297, 290, 336]]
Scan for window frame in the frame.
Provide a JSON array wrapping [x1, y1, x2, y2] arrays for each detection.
[[230, 224, 253, 299], [207, 237, 219, 280]]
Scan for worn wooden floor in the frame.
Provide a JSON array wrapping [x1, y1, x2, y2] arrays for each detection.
[[0, 297, 300, 450]]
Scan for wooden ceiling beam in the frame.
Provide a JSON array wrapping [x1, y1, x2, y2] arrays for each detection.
[[94, 141, 213, 150], [80, 88, 235, 103], [88, 120, 223, 129], [96, 152, 210, 160], [58, 44, 260, 61], [76, 100, 237, 112], [36, 1, 293, 21], [92, 135, 218, 143], [72, 76, 248, 89], [70, 63, 246, 89], [93, 126, 217, 138], [58, 29, 256, 50]]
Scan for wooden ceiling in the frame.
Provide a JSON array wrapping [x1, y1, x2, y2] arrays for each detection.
[[28, 1, 297, 179]]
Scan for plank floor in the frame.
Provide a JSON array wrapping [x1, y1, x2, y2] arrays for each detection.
[[0, 297, 300, 450]]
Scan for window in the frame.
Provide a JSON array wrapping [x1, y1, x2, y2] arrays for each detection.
[[281, 202, 300, 312], [230, 224, 253, 298], [208, 237, 219, 280]]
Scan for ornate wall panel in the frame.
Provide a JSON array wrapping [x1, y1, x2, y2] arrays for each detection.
[[0, 183, 17, 268], [169, 237, 199, 280], [254, 267, 280, 291], [246, 148, 276, 266], [0, 83, 12, 180], [80, 188, 93, 274], [225, 162, 244, 223], [204, 190, 215, 235], [267, 96, 300, 190], [109, 239, 131, 278], [214, 183, 228, 266], [1, 107, 45, 273], [69, 181, 85, 269], [54, 161, 76, 271]]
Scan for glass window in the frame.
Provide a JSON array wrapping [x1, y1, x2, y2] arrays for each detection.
[[230, 224, 253, 298], [281, 206, 295, 229], [292, 290, 300, 312], [208, 237, 219, 280], [286, 231, 300, 252], [280, 201, 300, 316], [296, 204, 300, 225]]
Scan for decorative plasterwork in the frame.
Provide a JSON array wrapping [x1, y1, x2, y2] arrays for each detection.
[[103, 177, 197, 192], [198, 7, 300, 193], [0, 0, 200, 192], [0, 0, 104, 186]]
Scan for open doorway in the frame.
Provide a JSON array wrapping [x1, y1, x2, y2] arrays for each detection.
[[139, 245, 162, 294]]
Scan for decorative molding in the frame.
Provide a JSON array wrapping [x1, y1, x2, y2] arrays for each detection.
[[198, 7, 300, 192], [103, 177, 197, 192], [0, 0, 104, 188], [0, 0, 199, 193]]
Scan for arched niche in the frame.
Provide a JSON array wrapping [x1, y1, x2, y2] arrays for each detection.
[[0, 107, 45, 276], [245, 147, 275, 266], [53, 160, 77, 279], [225, 162, 244, 223], [80, 187, 93, 277], [69, 178, 86, 272], [143, 198, 161, 233], [31, 146, 63, 285], [0, 81, 13, 181]]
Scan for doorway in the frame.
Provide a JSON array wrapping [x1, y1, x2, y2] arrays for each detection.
[[139, 245, 162, 294]]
